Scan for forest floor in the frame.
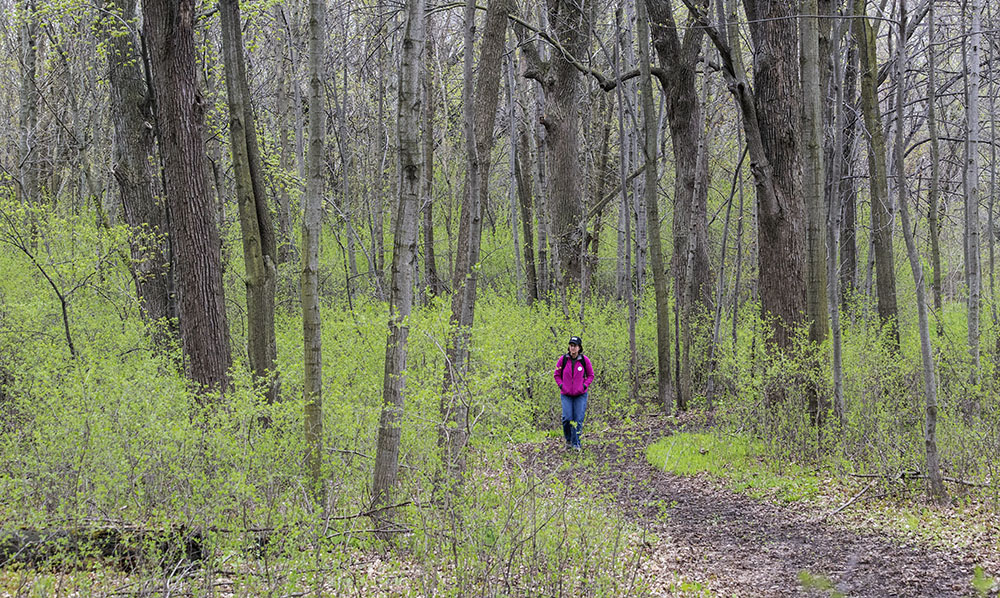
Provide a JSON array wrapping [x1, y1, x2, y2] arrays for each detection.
[[520, 413, 1000, 597]]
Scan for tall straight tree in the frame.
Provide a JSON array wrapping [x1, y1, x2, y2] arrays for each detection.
[[964, 0, 983, 385], [302, 0, 326, 503], [143, 0, 232, 393], [926, 0, 943, 326], [801, 0, 828, 424], [854, 0, 899, 347], [742, 0, 806, 352], [105, 0, 172, 335], [644, 0, 710, 410], [17, 0, 40, 214], [219, 0, 279, 403], [638, 0, 672, 411], [521, 0, 591, 286], [442, 0, 512, 479], [372, 0, 424, 510], [894, 0, 945, 502]]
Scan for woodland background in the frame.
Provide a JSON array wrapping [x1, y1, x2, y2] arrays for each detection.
[[1, 0, 999, 592]]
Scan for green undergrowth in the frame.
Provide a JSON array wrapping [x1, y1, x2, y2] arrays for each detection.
[[646, 431, 820, 503]]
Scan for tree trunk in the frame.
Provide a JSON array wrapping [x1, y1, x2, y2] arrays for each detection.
[[540, 0, 590, 286], [18, 0, 40, 216], [801, 0, 828, 425], [964, 0, 982, 387], [515, 126, 539, 303], [508, 48, 525, 305], [302, 0, 326, 503], [441, 0, 512, 481], [421, 27, 442, 300], [614, 8, 639, 403], [855, 0, 899, 348], [840, 38, 860, 307], [826, 16, 847, 423], [372, 0, 424, 511], [273, 6, 298, 266], [742, 0, 807, 353], [637, 0, 672, 411], [143, 0, 232, 394], [220, 0, 279, 403], [106, 0, 173, 337]]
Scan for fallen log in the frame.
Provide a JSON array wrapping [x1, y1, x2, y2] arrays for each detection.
[[0, 525, 203, 570]]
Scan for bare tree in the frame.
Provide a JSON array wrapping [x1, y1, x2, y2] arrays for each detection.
[[441, 0, 513, 481], [638, 0, 672, 411]]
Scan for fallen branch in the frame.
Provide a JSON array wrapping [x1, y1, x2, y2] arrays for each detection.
[[848, 472, 993, 488], [815, 481, 876, 523]]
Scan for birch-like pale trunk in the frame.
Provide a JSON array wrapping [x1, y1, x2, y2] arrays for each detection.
[[372, 0, 424, 512], [964, 0, 983, 387], [18, 0, 39, 217], [302, 0, 326, 502]]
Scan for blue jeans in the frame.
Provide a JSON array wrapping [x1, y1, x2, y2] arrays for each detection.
[[561, 392, 588, 447]]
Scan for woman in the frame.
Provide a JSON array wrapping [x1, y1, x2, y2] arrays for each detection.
[[554, 336, 594, 451]]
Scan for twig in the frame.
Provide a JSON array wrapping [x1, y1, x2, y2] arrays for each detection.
[[816, 481, 876, 522]]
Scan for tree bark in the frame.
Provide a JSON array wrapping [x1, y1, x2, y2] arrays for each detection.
[[421, 27, 442, 300], [18, 0, 40, 216], [106, 0, 173, 337], [524, 0, 591, 286], [801, 0, 828, 425], [220, 0, 279, 403], [143, 0, 232, 394], [925, 0, 942, 328], [515, 126, 539, 303], [743, 0, 807, 352], [637, 0, 672, 411], [855, 0, 899, 348], [302, 0, 326, 503], [273, 6, 298, 266], [614, 7, 639, 403], [372, 0, 424, 510], [964, 0, 982, 387], [441, 0, 512, 481], [840, 38, 860, 307]]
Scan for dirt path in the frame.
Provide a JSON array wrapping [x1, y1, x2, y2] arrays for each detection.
[[521, 414, 982, 597]]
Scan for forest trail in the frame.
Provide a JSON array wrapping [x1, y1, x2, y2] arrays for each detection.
[[520, 414, 983, 597]]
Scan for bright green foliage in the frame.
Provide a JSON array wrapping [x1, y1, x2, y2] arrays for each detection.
[[798, 570, 845, 597], [973, 565, 996, 596], [647, 432, 819, 503]]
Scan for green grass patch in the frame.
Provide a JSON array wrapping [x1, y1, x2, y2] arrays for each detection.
[[646, 432, 820, 503]]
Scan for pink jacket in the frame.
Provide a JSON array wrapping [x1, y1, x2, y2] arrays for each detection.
[[554, 354, 594, 397]]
